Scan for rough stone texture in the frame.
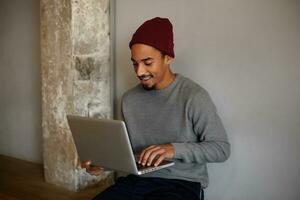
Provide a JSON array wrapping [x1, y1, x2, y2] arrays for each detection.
[[41, 0, 113, 191]]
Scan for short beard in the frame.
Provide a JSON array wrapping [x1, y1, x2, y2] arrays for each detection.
[[142, 84, 155, 91], [138, 74, 155, 91]]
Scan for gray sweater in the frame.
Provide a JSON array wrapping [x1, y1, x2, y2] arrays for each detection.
[[122, 74, 230, 188]]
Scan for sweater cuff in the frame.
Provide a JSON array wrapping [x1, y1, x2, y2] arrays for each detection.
[[172, 143, 186, 159]]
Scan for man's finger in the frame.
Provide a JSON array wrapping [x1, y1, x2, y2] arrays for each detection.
[[141, 146, 161, 165], [154, 154, 166, 167], [81, 160, 91, 168], [147, 149, 165, 166], [87, 165, 103, 176], [139, 145, 158, 164]]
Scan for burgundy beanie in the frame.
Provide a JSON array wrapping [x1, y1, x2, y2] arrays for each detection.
[[129, 17, 175, 58]]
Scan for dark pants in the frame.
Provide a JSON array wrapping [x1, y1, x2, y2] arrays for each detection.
[[92, 175, 204, 200]]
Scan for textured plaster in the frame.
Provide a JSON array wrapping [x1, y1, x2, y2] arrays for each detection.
[[41, 0, 113, 191]]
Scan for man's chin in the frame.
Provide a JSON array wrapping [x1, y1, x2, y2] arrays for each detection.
[[142, 84, 155, 91]]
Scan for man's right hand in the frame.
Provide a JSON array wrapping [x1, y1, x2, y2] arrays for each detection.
[[81, 160, 103, 176], [138, 144, 175, 167]]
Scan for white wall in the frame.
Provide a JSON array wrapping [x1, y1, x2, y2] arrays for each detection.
[[0, 0, 42, 163], [114, 0, 300, 199]]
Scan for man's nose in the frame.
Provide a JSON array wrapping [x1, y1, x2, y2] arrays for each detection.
[[135, 64, 147, 76]]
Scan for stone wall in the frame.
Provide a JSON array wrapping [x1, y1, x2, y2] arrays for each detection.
[[40, 0, 113, 191]]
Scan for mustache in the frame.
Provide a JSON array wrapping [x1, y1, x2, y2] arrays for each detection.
[[138, 74, 153, 80]]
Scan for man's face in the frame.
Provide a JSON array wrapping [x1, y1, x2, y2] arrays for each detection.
[[131, 44, 172, 90]]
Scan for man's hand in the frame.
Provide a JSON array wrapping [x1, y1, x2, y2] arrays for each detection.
[[81, 160, 103, 176], [138, 144, 175, 167]]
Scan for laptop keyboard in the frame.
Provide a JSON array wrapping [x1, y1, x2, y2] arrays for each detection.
[[136, 162, 155, 170], [136, 160, 172, 170]]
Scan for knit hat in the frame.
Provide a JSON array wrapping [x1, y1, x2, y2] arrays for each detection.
[[129, 17, 175, 58]]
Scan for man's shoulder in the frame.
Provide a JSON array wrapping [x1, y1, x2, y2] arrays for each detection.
[[177, 75, 216, 112], [177, 74, 209, 98]]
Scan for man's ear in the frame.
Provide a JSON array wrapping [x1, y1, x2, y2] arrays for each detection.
[[165, 55, 174, 65]]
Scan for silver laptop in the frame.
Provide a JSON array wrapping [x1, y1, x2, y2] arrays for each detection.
[[67, 115, 174, 175]]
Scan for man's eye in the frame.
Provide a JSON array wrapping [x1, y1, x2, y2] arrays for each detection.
[[145, 62, 152, 66]]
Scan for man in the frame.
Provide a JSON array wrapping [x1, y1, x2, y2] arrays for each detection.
[[91, 17, 230, 200]]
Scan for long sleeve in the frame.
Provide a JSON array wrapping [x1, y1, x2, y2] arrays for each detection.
[[172, 91, 230, 164]]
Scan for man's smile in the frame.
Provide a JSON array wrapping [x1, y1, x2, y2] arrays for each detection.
[[138, 75, 153, 83]]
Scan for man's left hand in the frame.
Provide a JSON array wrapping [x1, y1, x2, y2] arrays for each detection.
[[138, 144, 175, 167], [81, 160, 103, 176]]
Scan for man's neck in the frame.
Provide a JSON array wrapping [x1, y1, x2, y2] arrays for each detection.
[[155, 71, 176, 90]]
